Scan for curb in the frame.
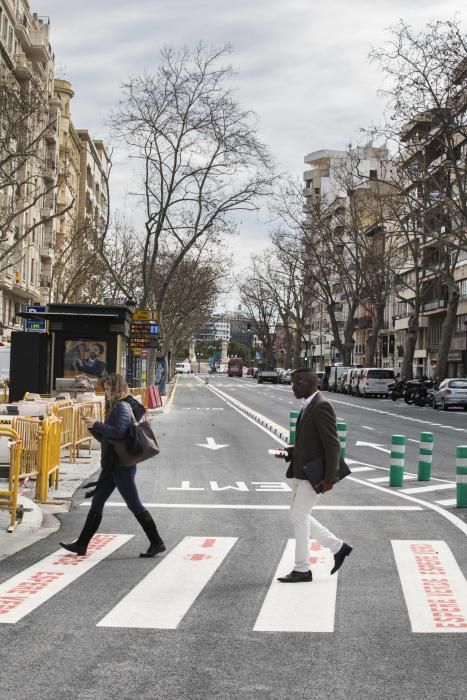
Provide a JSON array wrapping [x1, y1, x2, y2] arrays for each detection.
[[199, 378, 290, 444]]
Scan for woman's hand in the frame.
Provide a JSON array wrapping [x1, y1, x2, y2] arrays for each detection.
[[82, 415, 96, 430]]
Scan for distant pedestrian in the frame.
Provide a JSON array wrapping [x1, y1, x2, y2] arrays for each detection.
[[275, 368, 352, 582], [60, 374, 165, 558]]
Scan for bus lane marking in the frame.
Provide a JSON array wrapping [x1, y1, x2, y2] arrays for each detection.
[[392, 540, 467, 632]]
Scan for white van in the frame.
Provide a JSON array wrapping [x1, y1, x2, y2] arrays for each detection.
[[175, 361, 191, 374], [328, 366, 352, 392], [360, 368, 395, 398]]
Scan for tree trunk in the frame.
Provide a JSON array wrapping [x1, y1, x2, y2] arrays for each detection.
[[400, 311, 420, 381], [342, 297, 359, 365], [364, 303, 385, 367], [435, 285, 459, 380]]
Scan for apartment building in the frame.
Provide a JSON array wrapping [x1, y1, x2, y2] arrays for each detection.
[[0, 0, 56, 338], [303, 145, 393, 368]]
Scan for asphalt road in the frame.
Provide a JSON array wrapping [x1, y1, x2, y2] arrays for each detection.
[[0, 374, 466, 700]]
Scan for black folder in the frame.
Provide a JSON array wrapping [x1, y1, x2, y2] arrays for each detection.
[[302, 455, 351, 494]]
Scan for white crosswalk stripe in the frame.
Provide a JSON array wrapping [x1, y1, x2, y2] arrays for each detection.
[[253, 540, 337, 632], [97, 536, 237, 629], [0, 534, 132, 624]]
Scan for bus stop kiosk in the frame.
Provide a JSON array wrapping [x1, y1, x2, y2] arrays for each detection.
[[11, 303, 133, 402]]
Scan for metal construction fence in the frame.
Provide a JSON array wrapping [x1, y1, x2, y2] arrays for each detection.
[[0, 426, 22, 530]]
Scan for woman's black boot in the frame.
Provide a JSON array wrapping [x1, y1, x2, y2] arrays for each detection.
[[59, 511, 102, 556], [135, 509, 166, 558]]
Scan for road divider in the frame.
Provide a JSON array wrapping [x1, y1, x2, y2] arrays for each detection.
[[456, 445, 467, 508], [389, 435, 406, 487], [418, 432, 434, 481], [337, 422, 347, 458]]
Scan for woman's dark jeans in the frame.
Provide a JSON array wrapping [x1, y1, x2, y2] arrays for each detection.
[[90, 466, 145, 516]]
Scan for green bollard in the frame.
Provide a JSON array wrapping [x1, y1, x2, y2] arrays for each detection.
[[456, 445, 467, 508], [418, 432, 434, 481], [389, 434, 406, 487], [336, 422, 347, 459], [289, 411, 300, 446]]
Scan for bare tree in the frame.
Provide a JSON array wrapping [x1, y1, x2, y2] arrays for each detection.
[[240, 257, 279, 366], [370, 19, 467, 378]]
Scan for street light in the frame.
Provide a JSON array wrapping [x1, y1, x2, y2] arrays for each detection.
[[464, 320, 467, 375], [351, 338, 355, 365], [330, 340, 335, 365], [311, 343, 315, 367]]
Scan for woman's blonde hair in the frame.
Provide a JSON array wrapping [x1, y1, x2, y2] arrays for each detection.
[[103, 373, 129, 414]]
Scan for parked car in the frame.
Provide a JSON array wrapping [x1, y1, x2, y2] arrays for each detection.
[[246, 367, 257, 377], [175, 361, 192, 374], [257, 366, 279, 384], [359, 368, 395, 398], [328, 366, 353, 392], [339, 368, 354, 395], [432, 378, 467, 410], [279, 369, 292, 384]]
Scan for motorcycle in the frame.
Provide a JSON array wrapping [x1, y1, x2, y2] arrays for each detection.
[[404, 378, 434, 407], [388, 380, 405, 401]]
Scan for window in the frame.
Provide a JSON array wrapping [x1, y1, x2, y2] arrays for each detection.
[[369, 169, 378, 180], [30, 259, 35, 285], [2, 17, 7, 42]]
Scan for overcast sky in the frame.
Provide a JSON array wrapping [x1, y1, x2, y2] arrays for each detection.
[[38, 0, 464, 306]]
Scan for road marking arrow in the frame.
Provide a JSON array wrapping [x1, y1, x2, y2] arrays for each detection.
[[196, 437, 229, 450], [355, 441, 390, 454]]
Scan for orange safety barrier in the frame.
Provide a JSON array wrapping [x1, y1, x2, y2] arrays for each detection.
[[0, 426, 23, 530], [36, 415, 62, 503]]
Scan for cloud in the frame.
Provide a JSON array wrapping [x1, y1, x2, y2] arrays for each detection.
[[39, 0, 465, 275]]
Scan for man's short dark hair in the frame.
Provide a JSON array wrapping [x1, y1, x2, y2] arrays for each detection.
[[94, 343, 105, 355], [291, 368, 317, 382]]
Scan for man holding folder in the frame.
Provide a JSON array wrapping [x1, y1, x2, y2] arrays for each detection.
[[276, 368, 352, 582]]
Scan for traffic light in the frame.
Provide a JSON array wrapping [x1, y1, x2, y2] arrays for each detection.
[[304, 354, 308, 367], [246, 322, 251, 331]]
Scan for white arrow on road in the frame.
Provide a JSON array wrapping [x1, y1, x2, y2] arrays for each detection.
[[355, 440, 390, 454], [197, 437, 229, 450]]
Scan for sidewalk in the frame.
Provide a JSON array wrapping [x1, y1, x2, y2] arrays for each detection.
[[0, 392, 172, 561]]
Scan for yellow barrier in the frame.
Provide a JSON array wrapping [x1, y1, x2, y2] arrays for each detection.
[[74, 401, 103, 458], [11, 417, 42, 482], [0, 426, 23, 530], [36, 416, 62, 503], [52, 404, 75, 459]]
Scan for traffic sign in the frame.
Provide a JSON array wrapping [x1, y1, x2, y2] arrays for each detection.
[[132, 309, 159, 321], [25, 305, 46, 332]]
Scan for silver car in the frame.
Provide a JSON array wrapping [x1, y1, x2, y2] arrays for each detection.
[[432, 378, 467, 410]]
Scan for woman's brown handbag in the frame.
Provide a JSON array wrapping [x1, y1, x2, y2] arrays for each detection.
[[112, 415, 160, 467]]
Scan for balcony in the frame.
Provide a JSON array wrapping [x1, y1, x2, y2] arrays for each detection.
[[394, 315, 429, 331], [43, 158, 56, 181], [423, 299, 448, 312], [40, 243, 54, 260], [355, 316, 372, 329], [29, 29, 50, 64], [44, 118, 58, 144], [13, 53, 31, 79]]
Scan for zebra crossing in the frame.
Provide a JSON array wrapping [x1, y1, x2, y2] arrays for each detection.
[[0, 535, 466, 633]]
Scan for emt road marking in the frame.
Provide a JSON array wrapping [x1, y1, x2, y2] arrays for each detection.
[[0, 534, 132, 624], [392, 540, 467, 633]]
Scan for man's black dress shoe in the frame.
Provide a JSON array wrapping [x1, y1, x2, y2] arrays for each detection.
[[331, 543, 353, 575], [277, 570, 312, 583]]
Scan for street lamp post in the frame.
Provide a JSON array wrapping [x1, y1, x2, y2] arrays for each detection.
[[311, 343, 315, 367], [330, 340, 335, 365], [351, 339, 355, 366], [464, 320, 467, 375]]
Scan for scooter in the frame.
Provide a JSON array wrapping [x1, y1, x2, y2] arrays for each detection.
[[388, 380, 405, 401]]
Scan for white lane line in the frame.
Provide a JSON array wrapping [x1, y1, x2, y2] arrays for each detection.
[[80, 503, 422, 511], [0, 534, 132, 624], [361, 425, 375, 431], [399, 483, 456, 495], [346, 476, 467, 536], [368, 475, 417, 484], [408, 439, 420, 443], [254, 540, 337, 632], [392, 540, 467, 633], [97, 536, 237, 629], [348, 466, 375, 472], [330, 398, 467, 434], [435, 498, 457, 506]]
